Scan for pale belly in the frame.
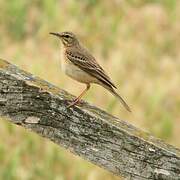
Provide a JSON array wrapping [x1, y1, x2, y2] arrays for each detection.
[[61, 53, 98, 84]]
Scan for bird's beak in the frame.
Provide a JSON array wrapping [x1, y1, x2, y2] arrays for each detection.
[[49, 32, 62, 38]]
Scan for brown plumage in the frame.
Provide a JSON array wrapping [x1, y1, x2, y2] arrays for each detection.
[[50, 31, 131, 112]]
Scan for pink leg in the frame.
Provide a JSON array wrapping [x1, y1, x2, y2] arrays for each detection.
[[67, 84, 90, 108]]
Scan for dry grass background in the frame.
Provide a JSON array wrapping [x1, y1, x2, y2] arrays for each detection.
[[0, 0, 179, 179]]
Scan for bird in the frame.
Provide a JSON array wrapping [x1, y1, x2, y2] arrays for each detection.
[[50, 31, 131, 112]]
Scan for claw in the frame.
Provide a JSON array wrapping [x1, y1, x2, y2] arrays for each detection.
[[67, 98, 80, 108], [67, 84, 90, 108]]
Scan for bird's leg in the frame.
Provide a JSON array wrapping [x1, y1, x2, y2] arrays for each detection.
[[67, 84, 90, 108]]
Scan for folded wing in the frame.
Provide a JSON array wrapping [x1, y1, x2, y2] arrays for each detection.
[[65, 48, 117, 89]]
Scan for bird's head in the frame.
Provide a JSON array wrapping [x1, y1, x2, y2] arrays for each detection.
[[50, 31, 79, 47]]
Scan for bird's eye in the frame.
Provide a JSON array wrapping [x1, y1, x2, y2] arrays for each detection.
[[64, 35, 70, 38]]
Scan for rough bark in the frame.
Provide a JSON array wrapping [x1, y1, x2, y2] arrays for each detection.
[[0, 59, 179, 180]]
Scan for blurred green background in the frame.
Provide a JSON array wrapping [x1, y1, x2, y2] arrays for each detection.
[[0, 0, 179, 179]]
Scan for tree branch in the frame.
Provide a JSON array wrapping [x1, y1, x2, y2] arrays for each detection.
[[0, 59, 179, 180]]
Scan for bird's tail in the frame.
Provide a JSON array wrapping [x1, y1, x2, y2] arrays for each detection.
[[103, 85, 131, 112]]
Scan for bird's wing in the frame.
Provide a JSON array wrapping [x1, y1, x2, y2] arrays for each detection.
[[65, 48, 117, 89]]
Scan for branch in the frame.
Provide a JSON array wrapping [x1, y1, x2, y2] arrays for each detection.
[[0, 59, 179, 180]]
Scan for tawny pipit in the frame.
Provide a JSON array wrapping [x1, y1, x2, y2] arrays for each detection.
[[50, 31, 131, 112]]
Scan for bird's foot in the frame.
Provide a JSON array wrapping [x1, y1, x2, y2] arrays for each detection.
[[67, 98, 83, 108]]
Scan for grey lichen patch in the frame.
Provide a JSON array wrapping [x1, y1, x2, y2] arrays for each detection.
[[90, 147, 99, 152], [154, 168, 170, 176], [10, 72, 31, 82], [0, 97, 7, 103], [25, 116, 40, 124], [149, 147, 156, 152]]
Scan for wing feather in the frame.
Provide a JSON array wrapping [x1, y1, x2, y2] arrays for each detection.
[[65, 49, 116, 88]]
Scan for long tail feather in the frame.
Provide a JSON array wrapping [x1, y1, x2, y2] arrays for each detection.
[[103, 85, 131, 112]]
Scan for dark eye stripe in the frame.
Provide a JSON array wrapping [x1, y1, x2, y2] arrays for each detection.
[[63, 34, 70, 38]]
